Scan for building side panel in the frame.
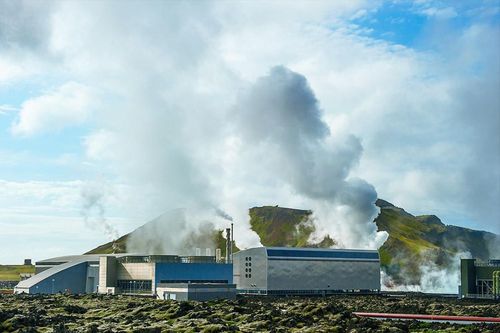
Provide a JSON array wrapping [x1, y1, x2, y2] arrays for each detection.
[[86, 264, 99, 293], [460, 259, 476, 296], [155, 263, 233, 285], [267, 259, 380, 291], [98, 256, 117, 293], [233, 247, 267, 292], [29, 262, 87, 294], [116, 262, 154, 280]]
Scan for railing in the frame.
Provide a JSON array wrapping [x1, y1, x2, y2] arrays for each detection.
[[117, 255, 218, 264], [474, 261, 500, 267], [180, 256, 216, 264], [465, 293, 499, 300]]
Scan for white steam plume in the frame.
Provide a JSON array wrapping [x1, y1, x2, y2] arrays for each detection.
[[126, 208, 229, 256], [80, 182, 119, 241], [382, 250, 472, 293], [215, 208, 234, 222], [232, 66, 388, 249]]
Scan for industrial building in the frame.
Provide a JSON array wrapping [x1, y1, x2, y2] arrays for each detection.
[[15, 229, 381, 298], [459, 259, 500, 299], [156, 283, 236, 301], [233, 247, 381, 295], [15, 254, 233, 298]]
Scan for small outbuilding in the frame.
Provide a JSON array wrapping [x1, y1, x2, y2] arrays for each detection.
[[156, 283, 236, 301]]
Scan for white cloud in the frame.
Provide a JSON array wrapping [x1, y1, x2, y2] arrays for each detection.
[[0, 104, 17, 113], [83, 129, 118, 161], [0, 178, 136, 263], [421, 6, 458, 19], [11, 81, 94, 136]]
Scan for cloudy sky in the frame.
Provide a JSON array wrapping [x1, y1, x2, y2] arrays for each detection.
[[1, 0, 499, 264]]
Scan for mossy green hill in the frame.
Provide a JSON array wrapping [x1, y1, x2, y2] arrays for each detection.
[[249, 206, 335, 248]]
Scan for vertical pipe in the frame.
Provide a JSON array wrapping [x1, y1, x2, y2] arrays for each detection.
[[231, 222, 234, 263], [494, 271, 499, 299], [225, 228, 231, 264]]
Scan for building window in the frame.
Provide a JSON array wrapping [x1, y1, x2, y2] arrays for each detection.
[[116, 280, 152, 293], [249, 274, 252, 278], [160, 279, 228, 283], [245, 274, 248, 278]]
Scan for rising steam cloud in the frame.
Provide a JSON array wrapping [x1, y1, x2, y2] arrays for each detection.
[[80, 182, 119, 241], [119, 66, 387, 255], [232, 66, 388, 249]]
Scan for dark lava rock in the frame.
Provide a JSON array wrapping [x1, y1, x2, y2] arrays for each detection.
[[64, 304, 87, 314]]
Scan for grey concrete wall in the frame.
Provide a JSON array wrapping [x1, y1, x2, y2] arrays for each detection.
[[98, 256, 117, 293]]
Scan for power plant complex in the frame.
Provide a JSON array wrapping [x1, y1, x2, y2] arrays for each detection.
[[15, 229, 382, 299]]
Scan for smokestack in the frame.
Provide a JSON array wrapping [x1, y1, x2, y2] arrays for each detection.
[[231, 222, 234, 263], [225, 228, 231, 263]]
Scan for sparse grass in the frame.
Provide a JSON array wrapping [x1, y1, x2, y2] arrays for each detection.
[[0, 265, 35, 281]]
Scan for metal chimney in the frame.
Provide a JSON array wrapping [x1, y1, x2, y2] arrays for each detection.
[[231, 222, 234, 263], [225, 228, 231, 263]]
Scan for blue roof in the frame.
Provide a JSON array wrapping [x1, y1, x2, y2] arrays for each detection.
[[266, 248, 379, 260]]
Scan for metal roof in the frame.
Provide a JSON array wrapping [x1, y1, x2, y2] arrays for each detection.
[[35, 254, 130, 265], [234, 246, 379, 260]]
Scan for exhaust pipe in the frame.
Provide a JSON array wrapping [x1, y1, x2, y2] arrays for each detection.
[[225, 228, 231, 264]]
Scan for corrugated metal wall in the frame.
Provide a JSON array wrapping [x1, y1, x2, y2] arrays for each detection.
[[155, 263, 233, 284]]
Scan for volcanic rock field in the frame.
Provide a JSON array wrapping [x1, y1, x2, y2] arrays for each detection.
[[0, 294, 499, 332]]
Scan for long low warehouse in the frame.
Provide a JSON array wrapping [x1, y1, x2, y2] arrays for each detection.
[[233, 247, 381, 295], [15, 254, 233, 297], [15, 246, 381, 297]]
